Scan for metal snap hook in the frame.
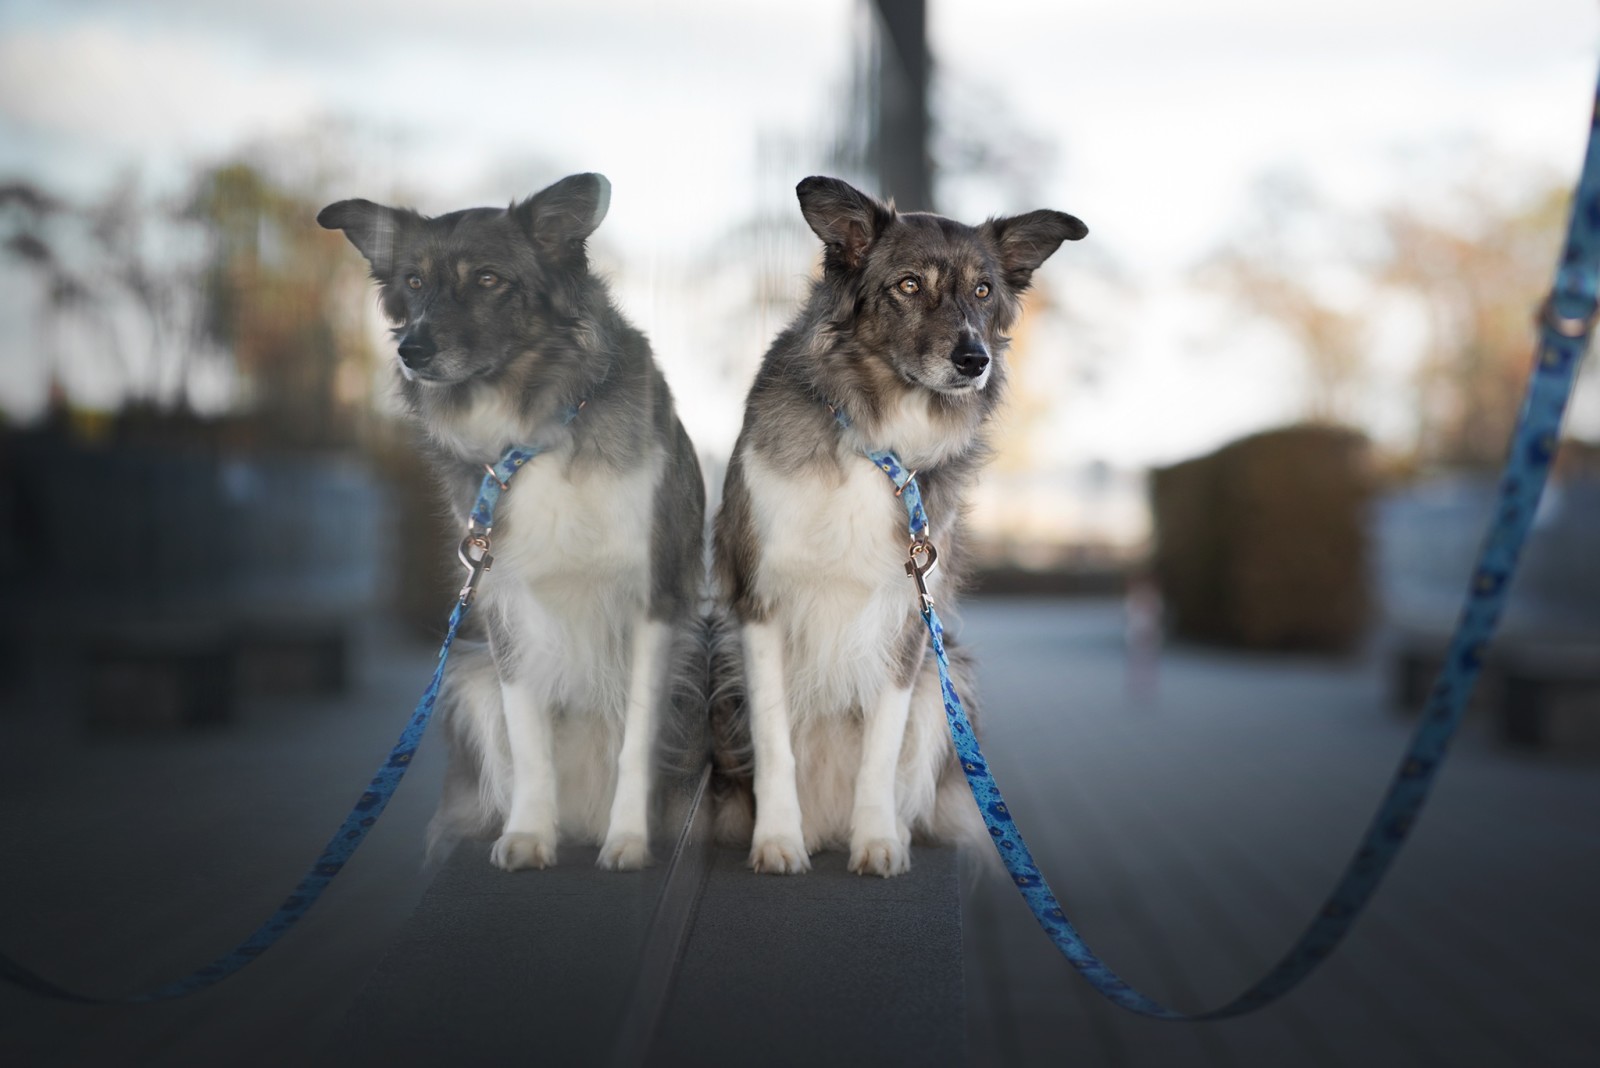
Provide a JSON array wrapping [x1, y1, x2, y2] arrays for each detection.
[[905, 538, 939, 613], [457, 527, 494, 605]]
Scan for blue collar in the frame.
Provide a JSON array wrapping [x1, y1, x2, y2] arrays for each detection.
[[829, 400, 930, 541], [458, 400, 584, 604]]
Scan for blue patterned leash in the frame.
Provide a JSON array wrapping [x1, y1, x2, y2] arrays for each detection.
[[857, 76, 1600, 1019], [0, 426, 569, 1004]]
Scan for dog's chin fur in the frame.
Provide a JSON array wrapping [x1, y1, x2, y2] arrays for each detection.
[[710, 177, 1084, 877], [322, 175, 706, 873]]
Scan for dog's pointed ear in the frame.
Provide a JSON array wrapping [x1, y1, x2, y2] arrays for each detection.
[[514, 173, 612, 256], [982, 210, 1088, 291], [797, 176, 894, 272], [317, 199, 408, 275]]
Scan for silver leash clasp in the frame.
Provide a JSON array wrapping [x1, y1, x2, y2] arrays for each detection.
[[905, 538, 939, 614], [1538, 293, 1600, 339], [457, 522, 494, 605]]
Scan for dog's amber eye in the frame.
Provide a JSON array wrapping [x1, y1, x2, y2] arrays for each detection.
[[477, 271, 499, 288], [975, 283, 991, 299], [406, 275, 423, 290], [897, 277, 919, 295]]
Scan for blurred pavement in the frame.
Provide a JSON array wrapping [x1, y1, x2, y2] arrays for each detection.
[[1, 600, 1596, 1066], [961, 598, 1600, 1068], [0, 625, 447, 1067]]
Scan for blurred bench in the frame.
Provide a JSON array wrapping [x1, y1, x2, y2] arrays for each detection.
[[1393, 632, 1600, 746], [1381, 475, 1600, 747], [0, 431, 389, 728]]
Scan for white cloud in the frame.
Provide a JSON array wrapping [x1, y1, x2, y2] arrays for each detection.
[[0, 21, 319, 150]]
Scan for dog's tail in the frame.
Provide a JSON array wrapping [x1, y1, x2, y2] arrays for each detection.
[[655, 610, 715, 788], [705, 609, 756, 846]]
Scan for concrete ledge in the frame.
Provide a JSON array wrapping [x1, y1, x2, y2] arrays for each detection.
[[649, 846, 966, 1068], [327, 792, 966, 1067], [323, 839, 672, 1067]]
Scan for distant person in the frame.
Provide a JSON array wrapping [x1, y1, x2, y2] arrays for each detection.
[[1125, 572, 1163, 702]]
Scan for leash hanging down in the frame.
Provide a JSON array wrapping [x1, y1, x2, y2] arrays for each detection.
[[861, 66, 1600, 1021], [0, 426, 569, 1004]]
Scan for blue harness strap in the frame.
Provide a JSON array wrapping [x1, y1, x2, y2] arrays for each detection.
[[863, 75, 1600, 1020], [0, 438, 559, 1003]]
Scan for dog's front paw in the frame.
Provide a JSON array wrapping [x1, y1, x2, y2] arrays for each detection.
[[749, 834, 811, 875], [490, 831, 557, 871], [848, 837, 910, 878], [597, 832, 651, 871]]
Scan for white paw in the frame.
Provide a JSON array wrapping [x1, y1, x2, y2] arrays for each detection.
[[749, 833, 811, 875], [490, 831, 557, 871], [848, 837, 911, 878], [597, 832, 651, 871]]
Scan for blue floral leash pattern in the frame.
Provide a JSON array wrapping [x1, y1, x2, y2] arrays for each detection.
[[0, 405, 579, 1003], [859, 79, 1600, 1020]]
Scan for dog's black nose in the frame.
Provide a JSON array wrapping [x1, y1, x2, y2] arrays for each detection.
[[952, 339, 989, 379], [398, 331, 437, 370]]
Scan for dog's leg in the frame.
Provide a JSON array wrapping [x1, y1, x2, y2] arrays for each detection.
[[745, 620, 810, 874], [849, 622, 925, 877], [491, 678, 560, 871], [848, 684, 915, 876], [599, 618, 667, 870]]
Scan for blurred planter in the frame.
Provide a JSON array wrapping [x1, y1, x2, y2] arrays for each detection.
[[1150, 425, 1372, 651]]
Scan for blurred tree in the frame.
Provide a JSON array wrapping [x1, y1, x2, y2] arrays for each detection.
[[1201, 162, 1574, 468], [1, 181, 67, 285], [1376, 177, 1567, 467], [2, 182, 77, 412], [187, 157, 377, 448], [1197, 172, 1369, 426], [85, 175, 186, 407], [2, 178, 149, 417], [1, 127, 380, 446]]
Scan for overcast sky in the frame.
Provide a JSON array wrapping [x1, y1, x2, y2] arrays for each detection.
[[2, 0, 1598, 464]]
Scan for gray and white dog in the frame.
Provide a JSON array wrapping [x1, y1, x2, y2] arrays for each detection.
[[710, 176, 1086, 876], [319, 173, 704, 871]]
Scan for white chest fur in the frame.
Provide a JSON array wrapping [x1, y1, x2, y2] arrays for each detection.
[[478, 447, 662, 712], [489, 450, 659, 587], [742, 445, 927, 719], [849, 390, 980, 471], [424, 387, 537, 464]]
